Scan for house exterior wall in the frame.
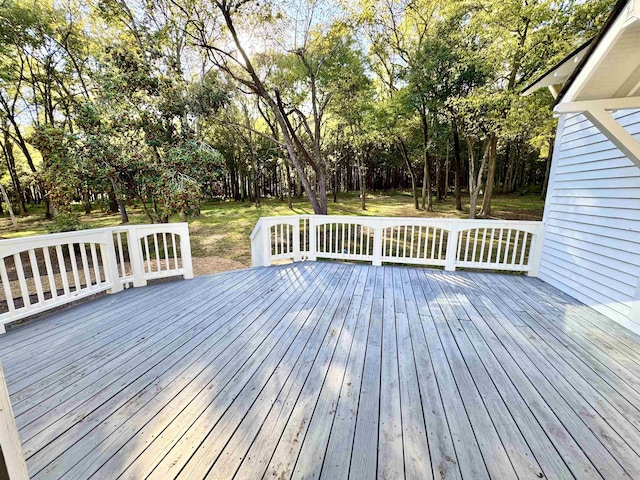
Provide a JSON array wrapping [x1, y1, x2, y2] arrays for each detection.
[[540, 109, 640, 333]]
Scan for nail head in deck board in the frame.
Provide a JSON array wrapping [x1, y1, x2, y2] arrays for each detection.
[[2, 262, 640, 479]]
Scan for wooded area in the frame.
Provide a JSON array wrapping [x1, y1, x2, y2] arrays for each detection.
[[0, 0, 616, 226]]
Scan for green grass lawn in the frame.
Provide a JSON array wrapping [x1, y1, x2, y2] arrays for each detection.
[[0, 191, 545, 266]]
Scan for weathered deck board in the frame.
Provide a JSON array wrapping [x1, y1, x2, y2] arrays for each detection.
[[2, 262, 640, 479]]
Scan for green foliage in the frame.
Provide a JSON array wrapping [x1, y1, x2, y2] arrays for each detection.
[[49, 212, 83, 233], [0, 0, 619, 218]]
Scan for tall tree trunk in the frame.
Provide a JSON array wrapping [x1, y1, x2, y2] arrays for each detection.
[[479, 134, 498, 216], [357, 152, 367, 211], [333, 159, 339, 203], [419, 108, 433, 211], [285, 162, 293, 209], [467, 138, 491, 219], [0, 184, 16, 227], [452, 119, 463, 211], [399, 140, 419, 210], [108, 188, 119, 213], [83, 190, 92, 214], [109, 179, 128, 223], [2, 132, 26, 215], [251, 154, 260, 205], [44, 196, 52, 219], [444, 141, 450, 199], [503, 144, 516, 193], [118, 198, 129, 223]]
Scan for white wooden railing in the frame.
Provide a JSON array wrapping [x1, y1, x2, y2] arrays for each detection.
[[0, 223, 193, 332], [251, 215, 544, 275], [0, 363, 28, 479]]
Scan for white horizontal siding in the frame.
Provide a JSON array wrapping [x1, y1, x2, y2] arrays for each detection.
[[540, 111, 640, 333]]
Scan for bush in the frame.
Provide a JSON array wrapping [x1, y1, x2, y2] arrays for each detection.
[[49, 212, 83, 233]]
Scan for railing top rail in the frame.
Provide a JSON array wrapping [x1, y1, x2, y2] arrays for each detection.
[[253, 214, 543, 227], [0, 229, 114, 259], [0, 228, 110, 247], [0, 223, 190, 249]]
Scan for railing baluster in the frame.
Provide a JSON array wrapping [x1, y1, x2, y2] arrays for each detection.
[[422, 227, 428, 259], [480, 229, 488, 263], [365, 227, 370, 256], [68, 243, 81, 292], [28, 249, 45, 303], [519, 232, 529, 265], [55, 245, 70, 296], [471, 229, 479, 262], [464, 230, 471, 262], [153, 234, 161, 272], [496, 229, 504, 265], [431, 227, 437, 260], [488, 229, 495, 263], [511, 231, 520, 265], [162, 233, 169, 271], [0, 259, 15, 312], [116, 232, 126, 278], [303, 219, 307, 252], [287, 224, 291, 254], [382, 228, 387, 257], [409, 226, 415, 258], [438, 229, 444, 260], [143, 236, 151, 273], [79, 243, 91, 288], [172, 233, 178, 269], [90, 243, 101, 284], [402, 225, 407, 258], [13, 253, 30, 309], [503, 229, 512, 264], [43, 247, 57, 301], [322, 224, 326, 253]]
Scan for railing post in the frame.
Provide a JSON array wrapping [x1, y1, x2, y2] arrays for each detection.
[[127, 227, 147, 287], [179, 224, 194, 279], [0, 363, 29, 480], [372, 220, 382, 266], [262, 220, 271, 267], [104, 231, 123, 294], [293, 220, 301, 262], [444, 223, 458, 272], [527, 224, 545, 277], [308, 216, 317, 261]]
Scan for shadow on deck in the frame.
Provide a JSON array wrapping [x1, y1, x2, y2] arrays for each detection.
[[1, 262, 640, 480]]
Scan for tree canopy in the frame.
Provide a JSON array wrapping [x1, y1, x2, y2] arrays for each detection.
[[0, 0, 617, 221]]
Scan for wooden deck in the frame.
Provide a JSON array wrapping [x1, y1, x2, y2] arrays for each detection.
[[2, 262, 640, 480]]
